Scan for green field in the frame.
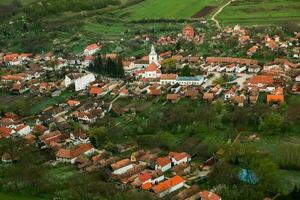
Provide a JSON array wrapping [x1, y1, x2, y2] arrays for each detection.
[[0, 191, 47, 200], [120, 0, 223, 19], [217, 0, 300, 25]]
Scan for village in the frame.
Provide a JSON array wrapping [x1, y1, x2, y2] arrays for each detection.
[[0, 24, 300, 200]]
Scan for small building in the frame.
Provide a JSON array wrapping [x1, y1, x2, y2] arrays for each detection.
[[111, 159, 134, 175], [64, 73, 96, 91], [56, 143, 94, 164], [155, 157, 172, 172], [152, 175, 185, 198], [169, 152, 191, 166], [84, 44, 100, 56], [167, 94, 180, 103]]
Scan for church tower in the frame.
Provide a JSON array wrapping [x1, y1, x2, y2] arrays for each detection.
[[149, 45, 158, 65]]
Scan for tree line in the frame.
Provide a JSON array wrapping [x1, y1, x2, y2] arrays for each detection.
[[89, 54, 125, 78]]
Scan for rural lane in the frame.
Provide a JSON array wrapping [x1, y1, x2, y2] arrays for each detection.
[[211, 0, 235, 29]]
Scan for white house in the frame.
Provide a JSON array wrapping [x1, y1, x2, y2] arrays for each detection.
[[15, 124, 31, 136], [64, 73, 96, 91], [56, 143, 94, 164], [169, 152, 191, 166], [84, 44, 100, 56], [111, 159, 134, 175], [217, 65, 226, 72], [153, 175, 185, 198], [176, 76, 204, 85], [236, 65, 247, 73], [155, 157, 172, 172], [295, 75, 300, 82], [226, 65, 236, 73], [248, 65, 261, 73]]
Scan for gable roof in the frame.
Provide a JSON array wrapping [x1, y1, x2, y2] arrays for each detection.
[[160, 74, 177, 80], [111, 159, 131, 170], [156, 157, 171, 167], [153, 175, 184, 193], [146, 62, 158, 72], [56, 143, 93, 159], [169, 152, 190, 161]]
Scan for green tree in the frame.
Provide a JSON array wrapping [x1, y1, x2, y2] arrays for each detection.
[[180, 65, 191, 76], [259, 112, 284, 134]]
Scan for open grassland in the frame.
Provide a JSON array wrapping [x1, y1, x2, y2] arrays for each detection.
[[0, 191, 46, 200], [0, 0, 36, 5], [119, 0, 224, 20], [217, 0, 300, 25]]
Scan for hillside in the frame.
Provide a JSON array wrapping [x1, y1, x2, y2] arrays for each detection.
[[0, 0, 299, 53]]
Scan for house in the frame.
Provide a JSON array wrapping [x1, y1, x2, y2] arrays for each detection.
[[160, 74, 178, 85], [247, 45, 259, 56], [131, 150, 146, 162], [217, 65, 226, 72], [203, 93, 214, 103], [0, 127, 15, 139], [200, 190, 222, 200], [152, 175, 185, 198], [83, 56, 94, 67], [84, 44, 100, 56], [15, 124, 31, 136], [64, 73, 96, 91], [182, 25, 195, 41], [226, 64, 236, 73], [167, 94, 179, 103], [89, 86, 103, 97], [247, 75, 275, 92], [224, 86, 237, 101], [144, 63, 161, 79], [155, 157, 172, 172], [56, 143, 94, 164], [175, 185, 201, 200], [295, 75, 300, 82], [176, 76, 204, 85], [236, 65, 247, 73], [230, 95, 246, 107], [111, 159, 134, 175], [185, 89, 199, 100], [39, 131, 62, 147], [67, 100, 80, 107], [248, 65, 261, 73], [267, 87, 284, 104], [169, 152, 191, 166]]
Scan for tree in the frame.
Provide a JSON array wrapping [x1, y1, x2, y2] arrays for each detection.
[[250, 158, 280, 193], [180, 65, 191, 76], [88, 126, 108, 147], [161, 58, 176, 73], [259, 112, 284, 134]]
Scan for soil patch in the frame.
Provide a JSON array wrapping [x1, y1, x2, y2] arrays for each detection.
[[192, 5, 218, 18]]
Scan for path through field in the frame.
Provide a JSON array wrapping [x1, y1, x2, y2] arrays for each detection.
[[211, 0, 234, 29]]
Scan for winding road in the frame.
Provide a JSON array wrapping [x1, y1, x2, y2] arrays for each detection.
[[211, 0, 235, 29]]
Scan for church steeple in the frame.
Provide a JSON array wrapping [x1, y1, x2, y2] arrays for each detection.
[[149, 44, 158, 65]]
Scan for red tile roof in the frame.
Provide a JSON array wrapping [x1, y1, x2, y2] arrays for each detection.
[[0, 127, 13, 138], [200, 190, 222, 200], [56, 143, 93, 159], [169, 152, 190, 161], [156, 157, 171, 167], [160, 74, 177, 80], [248, 75, 274, 85], [4, 54, 18, 62], [111, 158, 131, 170], [85, 44, 100, 51], [153, 175, 184, 193], [138, 171, 152, 183], [89, 87, 103, 95], [146, 62, 158, 72], [142, 182, 153, 190]]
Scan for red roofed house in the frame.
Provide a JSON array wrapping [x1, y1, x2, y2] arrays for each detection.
[[200, 190, 222, 200], [169, 152, 191, 166], [248, 75, 275, 92], [111, 158, 133, 175], [144, 62, 161, 79], [56, 143, 94, 164], [0, 127, 15, 139], [89, 86, 103, 97], [138, 171, 152, 185], [84, 44, 100, 56], [155, 157, 172, 172], [267, 87, 284, 104], [160, 74, 178, 85], [67, 100, 80, 107], [4, 54, 19, 66], [152, 175, 185, 198], [182, 25, 195, 41]]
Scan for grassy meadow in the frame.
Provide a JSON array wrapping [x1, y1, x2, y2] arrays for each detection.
[[217, 0, 300, 25], [119, 0, 223, 20]]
